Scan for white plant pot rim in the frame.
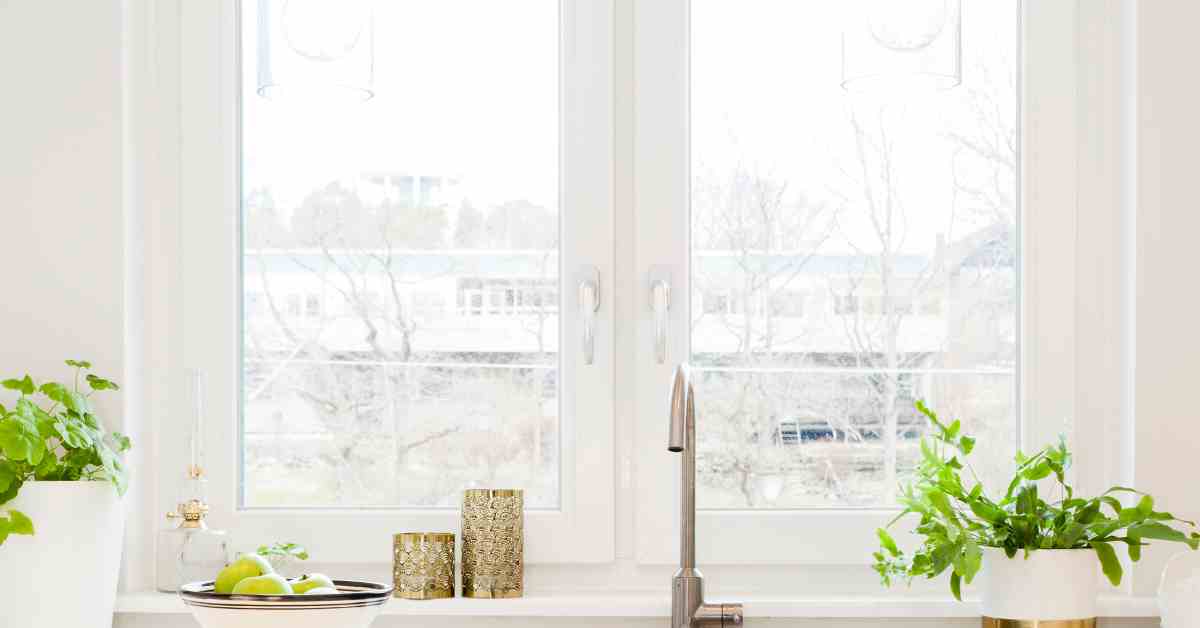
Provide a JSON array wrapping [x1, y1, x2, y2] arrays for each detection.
[[16, 479, 117, 486]]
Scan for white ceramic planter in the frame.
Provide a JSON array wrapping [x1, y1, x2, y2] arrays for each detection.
[[0, 481, 125, 628], [979, 547, 1098, 621]]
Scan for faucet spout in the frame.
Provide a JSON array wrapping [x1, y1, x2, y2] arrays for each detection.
[[668, 364, 690, 453], [667, 364, 695, 571], [667, 363, 743, 628]]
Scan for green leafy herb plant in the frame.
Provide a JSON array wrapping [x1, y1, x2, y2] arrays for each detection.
[[875, 401, 1199, 600], [0, 360, 131, 546], [256, 542, 310, 561]]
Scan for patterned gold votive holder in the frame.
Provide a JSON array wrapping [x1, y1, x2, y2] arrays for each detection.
[[461, 488, 524, 598], [392, 532, 455, 600], [982, 620, 1096, 628]]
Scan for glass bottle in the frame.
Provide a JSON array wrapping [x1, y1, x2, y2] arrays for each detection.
[[155, 370, 232, 592], [1160, 549, 1200, 627], [155, 476, 231, 592]]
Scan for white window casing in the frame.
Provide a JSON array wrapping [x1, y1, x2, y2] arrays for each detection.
[[148, 0, 1135, 591], [631, 0, 1095, 566], [171, 0, 615, 564]]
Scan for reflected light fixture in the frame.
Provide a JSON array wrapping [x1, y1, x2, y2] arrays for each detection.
[[257, 0, 375, 102], [841, 0, 961, 92]]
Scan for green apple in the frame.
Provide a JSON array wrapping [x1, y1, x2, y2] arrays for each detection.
[[231, 573, 294, 596], [214, 554, 274, 594], [291, 573, 336, 595], [303, 587, 339, 595]]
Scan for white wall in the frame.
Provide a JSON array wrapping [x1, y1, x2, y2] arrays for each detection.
[[0, 3, 125, 379], [1132, 0, 1200, 597], [0, 0, 157, 595]]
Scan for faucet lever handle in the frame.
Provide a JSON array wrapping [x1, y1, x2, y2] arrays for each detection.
[[693, 603, 744, 626]]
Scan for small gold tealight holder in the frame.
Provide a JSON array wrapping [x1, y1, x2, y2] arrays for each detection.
[[461, 488, 524, 598], [392, 532, 455, 600], [983, 620, 1096, 628]]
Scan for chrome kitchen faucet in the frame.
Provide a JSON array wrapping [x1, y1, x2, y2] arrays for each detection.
[[668, 364, 744, 627]]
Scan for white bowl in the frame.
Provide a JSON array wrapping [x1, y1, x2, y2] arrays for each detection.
[[180, 580, 393, 628]]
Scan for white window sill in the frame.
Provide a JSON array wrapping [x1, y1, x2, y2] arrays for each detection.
[[115, 592, 1159, 619]]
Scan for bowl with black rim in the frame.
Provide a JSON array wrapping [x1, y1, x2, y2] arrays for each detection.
[[180, 579, 393, 628]]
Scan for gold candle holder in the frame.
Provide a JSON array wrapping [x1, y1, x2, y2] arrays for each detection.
[[461, 488, 524, 598], [392, 532, 455, 600], [983, 620, 1096, 628]]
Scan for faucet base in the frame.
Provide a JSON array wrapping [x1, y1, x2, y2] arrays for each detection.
[[671, 569, 743, 627], [671, 569, 704, 628]]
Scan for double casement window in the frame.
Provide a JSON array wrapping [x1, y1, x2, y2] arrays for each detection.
[[169, 0, 1100, 574]]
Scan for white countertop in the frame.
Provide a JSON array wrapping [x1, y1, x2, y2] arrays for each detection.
[[116, 591, 1160, 618]]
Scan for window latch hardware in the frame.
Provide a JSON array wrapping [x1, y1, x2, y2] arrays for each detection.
[[578, 266, 601, 365]]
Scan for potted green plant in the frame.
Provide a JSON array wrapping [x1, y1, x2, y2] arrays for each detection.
[[875, 401, 1198, 624], [0, 360, 131, 628]]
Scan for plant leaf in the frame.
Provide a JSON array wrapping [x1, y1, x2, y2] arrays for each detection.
[[873, 528, 902, 557], [1023, 459, 1053, 481], [1118, 507, 1146, 526], [64, 392, 89, 414], [1127, 534, 1143, 562], [0, 421, 32, 461], [957, 540, 983, 583], [1015, 483, 1038, 515], [1092, 541, 1123, 586], [25, 435, 44, 467], [85, 374, 120, 392], [916, 399, 946, 430], [877, 528, 901, 557], [1059, 522, 1088, 548], [111, 431, 132, 453], [1129, 521, 1200, 549], [1, 376, 35, 396], [7, 510, 33, 535], [969, 500, 1005, 524], [0, 464, 13, 494], [33, 449, 58, 480], [927, 490, 957, 521], [38, 382, 69, 405], [950, 570, 962, 601]]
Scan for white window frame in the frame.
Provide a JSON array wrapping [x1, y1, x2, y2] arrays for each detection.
[[167, 0, 616, 564], [631, 0, 1102, 565], [149, 0, 1132, 584]]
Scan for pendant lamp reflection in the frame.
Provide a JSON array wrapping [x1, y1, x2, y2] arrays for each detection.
[[841, 0, 961, 92], [256, 0, 375, 102]]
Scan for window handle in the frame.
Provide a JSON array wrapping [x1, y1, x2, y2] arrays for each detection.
[[578, 266, 601, 365], [650, 266, 672, 364]]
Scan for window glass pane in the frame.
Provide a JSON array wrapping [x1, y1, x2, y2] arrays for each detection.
[[241, 1, 560, 508], [691, 0, 1018, 509]]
